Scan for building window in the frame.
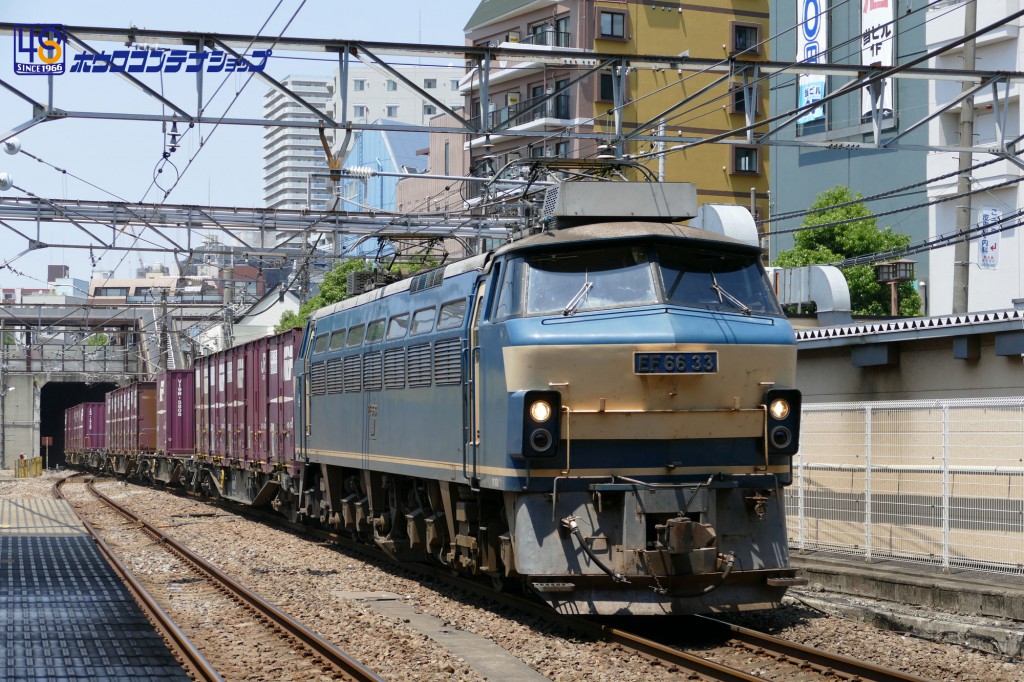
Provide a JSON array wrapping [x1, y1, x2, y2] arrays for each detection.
[[353, 105, 367, 117], [450, 78, 460, 90], [386, 105, 399, 117], [732, 146, 760, 174], [530, 145, 544, 159], [353, 79, 366, 91], [423, 78, 436, 89], [444, 141, 450, 175], [600, 11, 625, 39], [423, 104, 436, 116], [730, 22, 761, 56], [729, 85, 760, 115], [554, 141, 570, 158], [386, 79, 397, 91], [599, 73, 615, 102]]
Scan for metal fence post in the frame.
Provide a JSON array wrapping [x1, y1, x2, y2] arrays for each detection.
[[797, 447, 805, 554], [942, 404, 951, 573], [865, 405, 873, 563]]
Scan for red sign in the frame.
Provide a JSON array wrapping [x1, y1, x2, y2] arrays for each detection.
[[40, 436, 53, 446]]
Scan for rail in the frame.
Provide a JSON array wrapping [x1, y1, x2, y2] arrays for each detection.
[[53, 474, 222, 682], [84, 478, 383, 682]]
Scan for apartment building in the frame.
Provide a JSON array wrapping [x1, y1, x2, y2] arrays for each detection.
[[263, 76, 335, 211], [924, 1, 1023, 314], [462, 0, 770, 218], [263, 68, 465, 213]]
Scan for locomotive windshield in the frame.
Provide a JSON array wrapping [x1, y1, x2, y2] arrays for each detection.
[[499, 241, 782, 318], [657, 245, 783, 316], [525, 246, 658, 316]]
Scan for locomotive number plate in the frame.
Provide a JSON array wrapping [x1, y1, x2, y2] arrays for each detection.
[[634, 351, 718, 375]]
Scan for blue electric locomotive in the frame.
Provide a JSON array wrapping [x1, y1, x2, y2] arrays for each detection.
[[292, 182, 804, 615]]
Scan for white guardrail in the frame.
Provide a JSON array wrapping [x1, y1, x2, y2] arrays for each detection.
[[788, 397, 1024, 576]]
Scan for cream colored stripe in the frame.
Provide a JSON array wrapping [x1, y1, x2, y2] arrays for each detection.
[[305, 448, 788, 478]]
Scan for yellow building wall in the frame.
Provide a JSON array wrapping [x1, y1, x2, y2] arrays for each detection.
[[591, 1, 769, 222]]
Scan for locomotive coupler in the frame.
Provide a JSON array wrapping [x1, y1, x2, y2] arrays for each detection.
[[744, 490, 772, 520]]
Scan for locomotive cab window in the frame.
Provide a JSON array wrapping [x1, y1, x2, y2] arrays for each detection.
[[411, 307, 436, 335], [525, 246, 657, 316], [313, 333, 330, 354], [365, 319, 385, 343], [387, 313, 409, 340], [658, 246, 782, 316], [328, 329, 346, 351]]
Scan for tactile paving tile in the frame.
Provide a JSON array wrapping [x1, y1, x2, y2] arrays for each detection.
[[0, 498, 189, 681]]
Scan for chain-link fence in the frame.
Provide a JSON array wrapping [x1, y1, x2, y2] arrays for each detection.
[[788, 398, 1024, 575]]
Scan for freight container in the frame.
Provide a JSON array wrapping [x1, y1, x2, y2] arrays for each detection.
[[195, 357, 212, 457], [156, 370, 195, 456], [82, 402, 106, 450], [64, 404, 81, 454], [105, 382, 157, 453]]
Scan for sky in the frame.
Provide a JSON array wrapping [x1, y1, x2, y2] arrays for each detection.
[[0, 0, 479, 288]]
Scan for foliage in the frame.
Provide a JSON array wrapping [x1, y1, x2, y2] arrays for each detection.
[[275, 258, 369, 332], [274, 257, 444, 333], [85, 333, 109, 347], [774, 185, 921, 317]]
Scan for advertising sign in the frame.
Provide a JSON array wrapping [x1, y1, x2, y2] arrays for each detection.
[[862, 0, 895, 120], [978, 207, 1002, 270], [797, 0, 828, 124]]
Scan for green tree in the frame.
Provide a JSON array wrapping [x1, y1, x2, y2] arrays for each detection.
[[774, 185, 921, 316], [85, 333, 109, 347], [275, 258, 369, 332]]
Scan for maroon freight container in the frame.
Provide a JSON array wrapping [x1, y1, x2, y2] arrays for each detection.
[[228, 344, 247, 460], [268, 329, 300, 471], [194, 358, 210, 457], [105, 382, 157, 453], [64, 404, 81, 454], [156, 370, 195, 456], [82, 402, 106, 450]]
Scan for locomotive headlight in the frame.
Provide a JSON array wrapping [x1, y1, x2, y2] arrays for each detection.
[[769, 398, 790, 421], [529, 400, 552, 423]]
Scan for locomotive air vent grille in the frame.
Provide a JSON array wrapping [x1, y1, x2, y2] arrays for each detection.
[[384, 348, 406, 389], [344, 355, 362, 392], [326, 358, 344, 394], [407, 343, 433, 387], [541, 185, 560, 220], [410, 268, 445, 294], [433, 337, 462, 386], [363, 352, 383, 391], [310, 362, 327, 395]]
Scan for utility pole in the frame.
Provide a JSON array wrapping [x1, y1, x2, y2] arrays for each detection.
[[952, 0, 977, 314]]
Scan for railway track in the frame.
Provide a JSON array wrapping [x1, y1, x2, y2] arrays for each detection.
[[56, 474, 382, 682], [222, 494, 937, 682]]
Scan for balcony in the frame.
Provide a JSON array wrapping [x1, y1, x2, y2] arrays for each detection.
[[520, 30, 572, 48], [471, 93, 571, 130]]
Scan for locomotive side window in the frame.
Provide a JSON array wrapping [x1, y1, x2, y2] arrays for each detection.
[[328, 330, 346, 351], [365, 319, 385, 343], [493, 259, 523, 320], [525, 247, 656, 315], [313, 333, 330, 354], [658, 246, 782, 316], [438, 299, 467, 330], [411, 307, 436, 335], [346, 324, 366, 347], [387, 313, 409, 340]]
